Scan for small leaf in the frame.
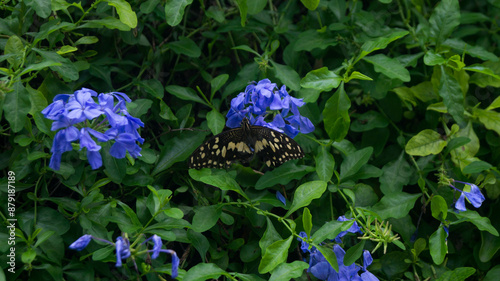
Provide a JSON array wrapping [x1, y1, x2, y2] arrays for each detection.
[[431, 195, 448, 220], [165, 85, 208, 105], [165, 0, 194, 26], [271, 61, 301, 91], [192, 205, 222, 232], [300, 0, 320, 10], [429, 0, 460, 45], [183, 263, 228, 281], [300, 67, 342, 92], [340, 147, 373, 181], [455, 210, 499, 236], [356, 30, 409, 62], [463, 161, 493, 174], [285, 181, 327, 218], [429, 226, 448, 265], [317, 245, 339, 273], [315, 146, 335, 182], [255, 163, 314, 189], [302, 208, 313, 238], [343, 240, 366, 266], [269, 261, 309, 281], [363, 54, 411, 82], [322, 84, 351, 141], [206, 109, 225, 135], [4, 82, 31, 133], [371, 192, 421, 219], [210, 74, 229, 98], [167, 36, 201, 58], [258, 236, 294, 273], [405, 129, 446, 156]]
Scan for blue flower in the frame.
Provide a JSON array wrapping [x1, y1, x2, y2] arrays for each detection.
[[306, 245, 379, 281], [450, 181, 485, 212], [150, 234, 162, 259], [69, 234, 92, 251], [298, 231, 313, 253], [115, 236, 131, 267], [335, 216, 363, 243], [276, 191, 286, 205], [226, 79, 314, 138], [43, 88, 144, 170]]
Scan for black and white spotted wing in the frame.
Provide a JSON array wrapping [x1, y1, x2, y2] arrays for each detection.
[[188, 118, 305, 169]]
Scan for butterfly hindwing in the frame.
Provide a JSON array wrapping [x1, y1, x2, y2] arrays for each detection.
[[252, 126, 305, 167], [188, 128, 253, 169]]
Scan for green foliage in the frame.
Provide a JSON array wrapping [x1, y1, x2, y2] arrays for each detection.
[[1, 0, 500, 280]]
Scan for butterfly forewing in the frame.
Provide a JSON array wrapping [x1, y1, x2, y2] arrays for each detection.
[[189, 118, 305, 169], [188, 128, 253, 169], [252, 126, 305, 167]]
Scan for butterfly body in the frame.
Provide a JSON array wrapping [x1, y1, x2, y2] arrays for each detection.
[[189, 118, 304, 169]]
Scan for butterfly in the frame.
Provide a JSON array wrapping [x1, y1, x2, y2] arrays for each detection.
[[188, 118, 305, 169]]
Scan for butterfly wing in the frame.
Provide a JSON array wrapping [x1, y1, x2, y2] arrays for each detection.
[[251, 126, 305, 167], [188, 128, 254, 169]]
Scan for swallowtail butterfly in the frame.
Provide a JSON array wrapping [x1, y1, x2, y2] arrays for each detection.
[[189, 118, 304, 169]]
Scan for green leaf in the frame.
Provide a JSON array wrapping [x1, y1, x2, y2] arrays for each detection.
[[463, 161, 493, 174], [371, 192, 421, 219], [138, 79, 164, 99], [343, 240, 366, 266], [428, 0, 460, 45], [80, 18, 131, 31], [302, 208, 313, 238], [470, 61, 500, 87], [232, 45, 261, 56], [285, 181, 327, 218], [294, 30, 338, 52], [159, 100, 177, 120], [311, 220, 343, 242], [20, 60, 62, 76], [339, 147, 373, 181], [165, 0, 194, 26], [33, 48, 79, 81], [258, 236, 293, 273], [484, 265, 500, 281], [5, 35, 24, 69], [211, 74, 229, 98], [322, 84, 351, 141], [27, 0, 52, 18], [423, 50, 447, 66], [106, 0, 138, 28], [443, 38, 499, 62], [315, 146, 335, 182], [260, 218, 283, 255], [4, 82, 31, 133], [431, 195, 448, 220], [317, 245, 339, 273], [199, 173, 249, 200], [300, 0, 320, 10], [435, 267, 476, 281], [167, 36, 201, 58], [187, 229, 210, 259], [255, 163, 314, 189], [165, 85, 208, 105], [234, 0, 248, 26], [300, 67, 342, 92], [363, 54, 411, 82], [379, 152, 411, 195], [271, 61, 301, 91], [269, 261, 309, 281], [480, 232, 500, 264], [356, 30, 409, 62], [473, 108, 500, 136], [75, 36, 99, 45], [350, 111, 388, 132], [183, 263, 228, 281], [192, 205, 222, 233], [206, 109, 225, 135], [429, 226, 448, 265], [405, 129, 446, 156], [455, 210, 499, 236], [439, 67, 465, 124], [206, 6, 225, 22], [345, 71, 373, 82], [152, 131, 207, 175]]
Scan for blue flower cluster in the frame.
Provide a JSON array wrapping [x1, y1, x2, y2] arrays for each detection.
[[69, 234, 179, 278], [298, 232, 378, 281], [450, 180, 485, 212], [297, 216, 378, 281], [42, 88, 144, 170], [226, 79, 314, 138]]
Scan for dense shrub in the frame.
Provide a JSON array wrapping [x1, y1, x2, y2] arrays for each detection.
[[1, 0, 499, 280]]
